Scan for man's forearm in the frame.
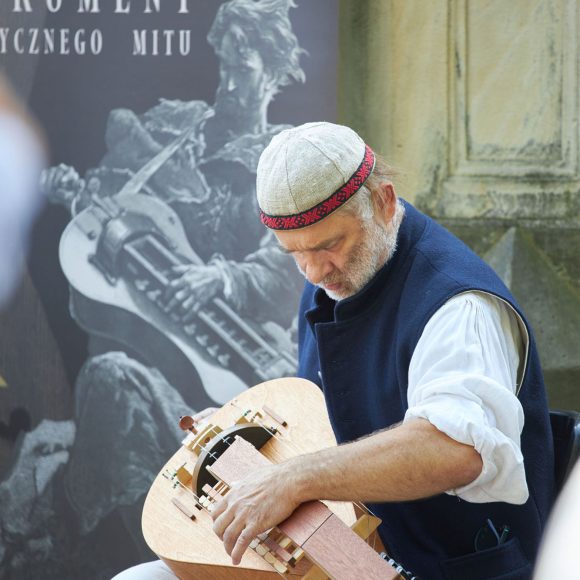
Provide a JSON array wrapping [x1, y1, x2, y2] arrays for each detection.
[[288, 418, 483, 504], [210, 417, 483, 565]]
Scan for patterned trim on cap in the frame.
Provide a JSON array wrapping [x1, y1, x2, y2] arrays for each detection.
[[259, 145, 376, 231]]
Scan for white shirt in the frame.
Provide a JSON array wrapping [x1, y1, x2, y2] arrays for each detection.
[[405, 290, 529, 504]]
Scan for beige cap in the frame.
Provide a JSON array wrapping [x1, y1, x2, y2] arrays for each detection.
[[257, 122, 375, 230]]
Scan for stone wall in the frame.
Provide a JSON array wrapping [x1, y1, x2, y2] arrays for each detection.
[[339, 0, 580, 409]]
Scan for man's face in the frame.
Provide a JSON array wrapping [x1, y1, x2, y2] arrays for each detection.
[[275, 210, 393, 301], [214, 24, 268, 114]]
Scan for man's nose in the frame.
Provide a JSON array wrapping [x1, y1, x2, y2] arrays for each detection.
[[218, 68, 237, 93], [303, 254, 333, 286], [223, 75, 236, 93]]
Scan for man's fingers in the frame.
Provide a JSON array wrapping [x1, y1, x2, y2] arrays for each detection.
[[222, 517, 248, 558], [183, 291, 208, 321], [211, 497, 227, 520], [165, 288, 189, 312], [181, 295, 195, 312], [163, 278, 184, 301], [211, 501, 233, 539], [231, 527, 255, 566]]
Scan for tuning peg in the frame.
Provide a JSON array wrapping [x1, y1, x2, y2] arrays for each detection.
[[179, 415, 198, 434]]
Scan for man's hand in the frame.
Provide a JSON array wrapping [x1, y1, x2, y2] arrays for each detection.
[[164, 264, 224, 321], [40, 163, 84, 207], [211, 463, 301, 565]]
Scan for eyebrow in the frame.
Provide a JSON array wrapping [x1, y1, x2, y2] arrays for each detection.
[[278, 236, 340, 254]]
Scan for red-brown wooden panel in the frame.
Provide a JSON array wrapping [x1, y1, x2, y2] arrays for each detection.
[[277, 501, 333, 546], [302, 514, 398, 580]]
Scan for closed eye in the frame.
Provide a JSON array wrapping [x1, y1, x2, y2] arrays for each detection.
[[278, 239, 341, 255]]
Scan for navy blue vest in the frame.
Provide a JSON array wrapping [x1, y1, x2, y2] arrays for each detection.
[[297, 201, 554, 580]]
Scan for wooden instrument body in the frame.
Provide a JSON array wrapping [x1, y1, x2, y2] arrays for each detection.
[[142, 378, 391, 579]]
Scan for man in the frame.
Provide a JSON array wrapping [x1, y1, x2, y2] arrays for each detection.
[[206, 122, 555, 579], [42, 0, 306, 330], [46, 0, 306, 544], [119, 122, 555, 579], [38, 0, 305, 553]]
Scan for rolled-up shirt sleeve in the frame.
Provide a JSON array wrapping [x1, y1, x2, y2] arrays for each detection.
[[404, 291, 529, 504]]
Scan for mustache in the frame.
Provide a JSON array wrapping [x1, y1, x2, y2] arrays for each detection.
[[321, 274, 342, 287], [296, 264, 341, 288]]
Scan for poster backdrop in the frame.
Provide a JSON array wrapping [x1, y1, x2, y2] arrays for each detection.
[[0, 1, 337, 577]]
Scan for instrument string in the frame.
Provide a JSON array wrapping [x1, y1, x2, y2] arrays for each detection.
[[226, 399, 383, 549], [167, 400, 393, 577], [171, 402, 387, 576], [187, 421, 231, 449], [176, 412, 298, 576], [168, 475, 287, 577]]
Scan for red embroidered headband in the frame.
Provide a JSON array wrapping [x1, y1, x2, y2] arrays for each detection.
[[259, 145, 375, 231], [257, 123, 376, 231]]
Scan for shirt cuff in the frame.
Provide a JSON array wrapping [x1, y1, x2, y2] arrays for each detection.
[[404, 383, 529, 504]]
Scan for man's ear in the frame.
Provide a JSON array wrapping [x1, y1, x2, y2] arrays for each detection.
[[373, 182, 396, 226]]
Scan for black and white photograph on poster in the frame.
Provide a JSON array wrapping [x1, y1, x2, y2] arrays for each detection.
[[0, 1, 337, 577]]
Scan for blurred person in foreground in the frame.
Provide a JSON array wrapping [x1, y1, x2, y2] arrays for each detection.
[[0, 76, 45, 306], [533, 460, 580, 579], [0, 75, 50, 578]]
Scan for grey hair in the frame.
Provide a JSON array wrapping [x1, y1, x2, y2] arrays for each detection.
[[339, 184, 375, 221], [338, 153, 405, 229], [207, 0, 306, 92]]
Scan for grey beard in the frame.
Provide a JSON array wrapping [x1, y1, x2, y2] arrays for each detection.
[[295, 216, 400, 302], [330, 218, 396, 300]]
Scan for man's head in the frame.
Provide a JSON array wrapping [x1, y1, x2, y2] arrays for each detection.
[[257, 122, 404, 300], [207, 0, 305, 123]]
